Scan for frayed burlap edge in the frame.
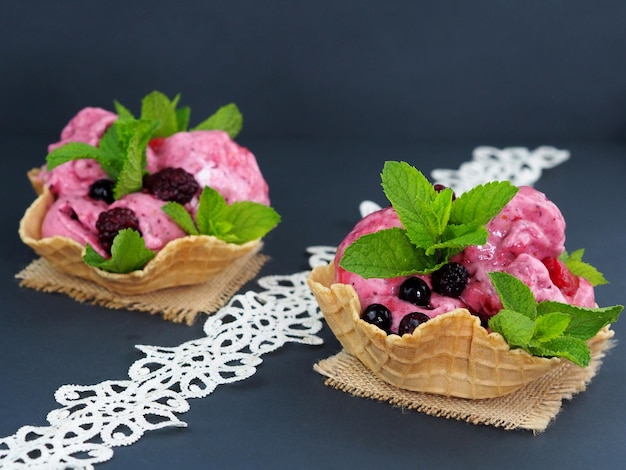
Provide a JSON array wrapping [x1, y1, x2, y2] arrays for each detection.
[[314, 332, 614, 433], [15, 250, 269, 325]]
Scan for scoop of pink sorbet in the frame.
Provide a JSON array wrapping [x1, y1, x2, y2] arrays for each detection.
[[39, 159, 109, 198], [456, 185, 595, 315], [147, 130, 270, 205], [38, 107, 117, 197], [41, 195, 108, 256], [108, 193, 187, 251], [48, 107, 118, 152]]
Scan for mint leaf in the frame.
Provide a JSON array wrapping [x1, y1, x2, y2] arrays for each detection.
[[140, 91, 181, 138], [166, 186, 280, 245], [110, 120, 157, 199], [83, 229, 155, 273], [113, 100, 135, 120], [381, 162, 441, 247], [196, 186, 227, 235], [221, 201, 281, 244], [489, 271, 537, 319], [176, 106, 191, 132], [161, 202, 199, 235], [488, 309, 536, 348], [192, 103, 243, 139], [488, 272, 622, 365], [340, 228, 438, 278], [560, 249, 608, 286], [531, 312, 571, 343], [529, 336, 591, 367], [46, 142, 106, 171], [450, 181, 518, 226], [428, 224, 487, 257], [537, 301, 622, 340]]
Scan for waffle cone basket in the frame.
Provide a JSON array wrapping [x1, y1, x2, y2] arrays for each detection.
[[19, 186, 262, 296], [307, 262, 612, 399]]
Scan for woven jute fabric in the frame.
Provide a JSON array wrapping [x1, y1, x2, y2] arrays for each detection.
[[314, 334, 614, 433], [15, 251, 269, 325]]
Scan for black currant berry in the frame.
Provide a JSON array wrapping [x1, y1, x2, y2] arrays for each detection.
[[397, 312, 430, 335], [433, 183, 456, 200], [398, 277, 431, 307], [362, 304, 392, 332], [89, 179, 115, 204], [431, 262, 469, 298]]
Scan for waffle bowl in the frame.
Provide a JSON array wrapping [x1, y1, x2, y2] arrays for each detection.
[[307, 262, 613, 399], [19, 187, 262, 296]]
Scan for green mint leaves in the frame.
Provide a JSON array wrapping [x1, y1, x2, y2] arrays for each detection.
[[560, 249, 608, 286], [83, 229, 156, 274], [340, 161, 518, 277], [115, 91, 243, 139], [47, 119, 157, 200], [488, 272, 622, 367], [47, 91, 244, 202], [162, 186, 280, 244]]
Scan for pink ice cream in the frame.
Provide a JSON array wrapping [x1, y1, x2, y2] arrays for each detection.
[[47, 107, 118, 152], [334, 186, 596, 333], [37, 107, 117, 197], [40, 192, 186, 255], [108, 193, 186, 251], [38, 159, 109, 198], [41, 196, 108, 255], [146, 130, 270, 205]]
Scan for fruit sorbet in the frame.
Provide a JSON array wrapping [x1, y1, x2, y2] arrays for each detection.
[[335, 186, 595, 333], [36, 107, 270, 256]]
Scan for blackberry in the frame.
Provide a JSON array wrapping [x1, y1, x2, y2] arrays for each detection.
[[398, 277, 431, 307], [143, 167, 199, 204], [397, 312, 430, 335], [96, 207, 141, 254], [89, 179, 115, 204], [362, 304, 392, 332], [431, 262, 469, 297]]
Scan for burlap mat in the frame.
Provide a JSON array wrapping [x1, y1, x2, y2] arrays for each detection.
[[15, 251, 268, 325], [314, 333, 614, 433]]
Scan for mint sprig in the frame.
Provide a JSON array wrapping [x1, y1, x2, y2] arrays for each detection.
[[340, 161, 518, 277], [46, 91, 245, 202], [487, 271, 622, 367], [83, 229, 156, 274], [46, 118, 157, 200], [560, 249, 608, 286], [162, 186, 280, 244], [115, 91, 243, 139]]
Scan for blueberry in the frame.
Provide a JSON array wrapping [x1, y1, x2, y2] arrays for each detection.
[[89, 179, 115, 204], [398, 277, 431, 307], [397, 312, 430, 335], [362, 304, 392, 332], [431, 262, 469, 298]]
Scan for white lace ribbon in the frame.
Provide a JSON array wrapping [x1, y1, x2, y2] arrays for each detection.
[[0, 148, 566, 468]]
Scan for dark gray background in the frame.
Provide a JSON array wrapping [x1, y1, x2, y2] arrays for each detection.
[[1, 2, 626, 469], [3, 1, 626, 143]]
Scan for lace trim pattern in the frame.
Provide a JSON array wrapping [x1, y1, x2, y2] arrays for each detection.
[[0, 148, 566, 468]]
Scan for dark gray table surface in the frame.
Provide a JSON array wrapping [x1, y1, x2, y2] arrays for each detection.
[[2, 136, 625, 469]]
